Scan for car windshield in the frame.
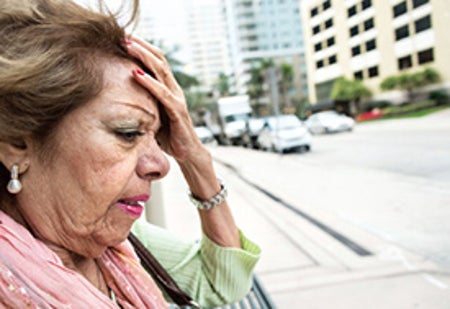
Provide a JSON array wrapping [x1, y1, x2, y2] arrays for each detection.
[[268, 115, 301, 129], [225, 113, 250, 123]]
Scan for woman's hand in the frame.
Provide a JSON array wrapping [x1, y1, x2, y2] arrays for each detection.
[[127, 37, 241, 248], [126, 37, 204, 163]]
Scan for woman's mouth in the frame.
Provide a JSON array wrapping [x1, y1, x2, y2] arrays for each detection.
[[116, 195, 149, 217]]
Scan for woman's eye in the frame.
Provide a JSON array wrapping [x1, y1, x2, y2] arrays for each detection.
[[115, 130, 145, 143]]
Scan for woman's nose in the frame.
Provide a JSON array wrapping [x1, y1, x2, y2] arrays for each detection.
[[136, 140, 170, 181]]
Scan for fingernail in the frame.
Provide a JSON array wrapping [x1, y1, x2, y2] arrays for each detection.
[[135, 68, 145, 76]]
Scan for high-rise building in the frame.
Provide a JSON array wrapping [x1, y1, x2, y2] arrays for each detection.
[[223, 0, 309, 107], [185, 0, 231, 88], [301, 0, 450, 105]]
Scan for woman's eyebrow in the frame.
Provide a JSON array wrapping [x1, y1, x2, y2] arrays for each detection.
[[113, 101, 163, 132]]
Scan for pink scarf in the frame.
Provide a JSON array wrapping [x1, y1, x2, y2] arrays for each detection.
[[0, 211, 168, 308]]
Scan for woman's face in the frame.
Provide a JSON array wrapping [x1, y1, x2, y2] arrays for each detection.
[[18, 60, 170, 257]]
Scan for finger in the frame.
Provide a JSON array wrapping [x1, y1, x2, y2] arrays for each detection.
[[127, 40, 181, 93], [129, 36, 165, 61], [127, 41, 161, 79], [132, 68, 181, 119]]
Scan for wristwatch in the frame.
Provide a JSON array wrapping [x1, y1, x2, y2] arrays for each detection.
[[188, 178, 228, 210]]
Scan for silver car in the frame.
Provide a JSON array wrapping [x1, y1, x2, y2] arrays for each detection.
[[304, 111, 355, 134], [257, 115, 312, 153], [194, 126, 217, 145]]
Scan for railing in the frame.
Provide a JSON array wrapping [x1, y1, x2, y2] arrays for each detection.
[[222, 276, 276, 309], [170, 276, 276, 309]]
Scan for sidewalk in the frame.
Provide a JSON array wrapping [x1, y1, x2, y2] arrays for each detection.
[[153, 146, 450, 308]]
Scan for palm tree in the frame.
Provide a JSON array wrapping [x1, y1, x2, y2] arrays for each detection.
[[246, 59, 274, 115], [247, 59, 274, 103], [278, 63, 294, 112], [214, 73, 232, 97]]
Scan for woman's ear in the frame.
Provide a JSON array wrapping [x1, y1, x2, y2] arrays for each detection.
[[0, 138, 31, 174]]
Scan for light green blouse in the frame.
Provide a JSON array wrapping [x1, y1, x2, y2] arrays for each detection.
[[131, 218, 261, 308]]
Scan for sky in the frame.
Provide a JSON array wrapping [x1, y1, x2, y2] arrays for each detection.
[[75, 0, 190, 62]]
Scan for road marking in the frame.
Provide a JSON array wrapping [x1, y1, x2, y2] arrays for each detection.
[[423, 274, 448, 290]]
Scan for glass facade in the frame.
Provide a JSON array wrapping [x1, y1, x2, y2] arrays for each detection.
[[253, 0, 304, 52]]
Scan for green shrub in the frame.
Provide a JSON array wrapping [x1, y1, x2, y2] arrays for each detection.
[[429, 89, 449, 105], [361, 100, 392, 112], [381, 100, 436, 116]]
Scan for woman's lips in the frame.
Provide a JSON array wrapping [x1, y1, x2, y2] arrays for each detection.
[[116, 194, 150, 217]]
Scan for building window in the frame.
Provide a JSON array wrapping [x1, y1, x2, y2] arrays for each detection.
[[362, 0, 372, 10], [313, 25, 321, 35], [316, 60, 324, 69], [368, 66, 379, 78], [415, 15, 432, 33], [314, 42, 322, 52], [327, 37, 335, 47], [413, 0, 428, 9], [417, 48, 434, 64], [364, 18, 374, 31], [354, 71, 363, 80], [329, 55, 337, 64], [350, 25, 359, 37], [325, 18, 333, 29], [393, 1, 407, 18], [395, 25, 409, 40], [365, 39, 376, 51], [351, 45, 361, 56], [311, 7, 319, 17], [323, 0, 331, 10], [348, 5, 357, 17], [398, 55, 412, 70]]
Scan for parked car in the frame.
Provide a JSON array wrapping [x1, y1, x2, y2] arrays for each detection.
[[256, 114, 312, 153], [240, 117, 266, 148], [304, 111, 355, 134], [194, 126, 217, 145]]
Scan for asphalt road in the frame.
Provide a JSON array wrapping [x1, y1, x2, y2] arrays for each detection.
[[214, 108, 450, 271], [306, 109, 450, 183], [284, 108, 450, 269]]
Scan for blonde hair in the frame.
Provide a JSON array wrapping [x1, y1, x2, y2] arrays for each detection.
[[0, 0, 139, 185]]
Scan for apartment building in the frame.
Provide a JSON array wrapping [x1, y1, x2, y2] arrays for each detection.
[[223, 0, 309, 104], [185, 0, 231, 88], [301, 0, 450, 104]]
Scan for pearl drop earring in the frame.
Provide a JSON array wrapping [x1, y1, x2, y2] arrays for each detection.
[[7, 164, 22, 194]]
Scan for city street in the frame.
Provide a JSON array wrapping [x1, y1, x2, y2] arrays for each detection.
[[280, 108, 450, 269], [158, 108, 450, 308]]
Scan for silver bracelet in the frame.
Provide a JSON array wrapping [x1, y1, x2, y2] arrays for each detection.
[[188, 178, 228, 210]]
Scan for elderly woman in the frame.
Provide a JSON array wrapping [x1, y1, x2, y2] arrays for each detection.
[[0, 0, 260, 307]]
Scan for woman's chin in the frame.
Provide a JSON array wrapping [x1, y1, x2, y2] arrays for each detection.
[[96, 228, 131, 248]]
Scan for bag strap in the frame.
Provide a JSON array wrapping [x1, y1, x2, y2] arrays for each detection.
[[128, 233, 200, 308]]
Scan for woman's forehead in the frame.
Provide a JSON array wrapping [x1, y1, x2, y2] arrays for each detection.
[[100, 61, 159, 115]]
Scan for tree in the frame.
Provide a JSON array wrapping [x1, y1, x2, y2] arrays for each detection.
[[246, 58, 274, 104], [331, 77, 372, 115], [173, 72, 200, 90], [380, 67, 441, 102], [214, 73, 232, 97], [145, 39, 200, 91], [278, 63, 294, 112]]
